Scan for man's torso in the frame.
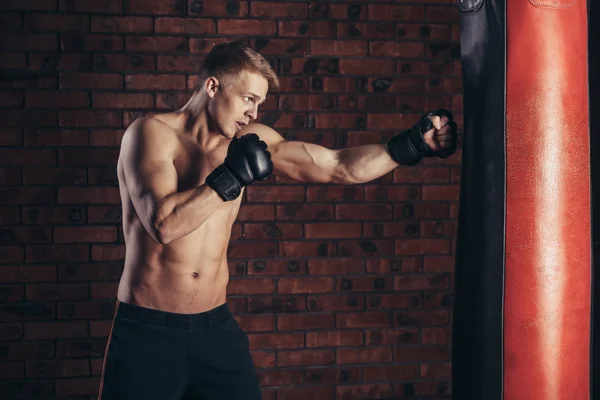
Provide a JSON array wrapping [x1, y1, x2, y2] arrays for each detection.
[[116, 114, 242, 313]]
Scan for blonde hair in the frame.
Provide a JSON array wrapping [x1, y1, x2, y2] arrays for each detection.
[[197, 41, 280, 92]]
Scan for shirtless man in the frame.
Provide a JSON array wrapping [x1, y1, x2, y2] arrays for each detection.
[[98, 41, 457, 400]]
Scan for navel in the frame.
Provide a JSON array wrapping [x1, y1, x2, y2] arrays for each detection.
[[192, 271, 199, 278]]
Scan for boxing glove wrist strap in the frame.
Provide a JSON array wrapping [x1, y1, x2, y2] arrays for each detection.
[[387, 118, 435, 166], [205, 164, 242, 201]]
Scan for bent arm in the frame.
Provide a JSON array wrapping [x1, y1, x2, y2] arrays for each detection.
[[238, 123, 399, 184], [120, 118, 223, 244]]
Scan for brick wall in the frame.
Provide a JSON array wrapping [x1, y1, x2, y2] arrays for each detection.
[[0, 1, 462, 399]]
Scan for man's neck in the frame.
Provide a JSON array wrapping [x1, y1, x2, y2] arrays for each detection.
[[178, 92, 224, 150]]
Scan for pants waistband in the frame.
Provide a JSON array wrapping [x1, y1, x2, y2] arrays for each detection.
[[115, 301, 232, 329]]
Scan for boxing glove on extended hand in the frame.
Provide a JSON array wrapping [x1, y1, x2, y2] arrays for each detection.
[[206, 133, 273, 201], [387, 109, 457, 166]]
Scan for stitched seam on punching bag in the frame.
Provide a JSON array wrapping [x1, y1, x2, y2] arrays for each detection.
[[528, 0, 576, 9]]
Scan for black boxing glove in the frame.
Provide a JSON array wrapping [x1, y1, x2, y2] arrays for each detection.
[[387, 109, 457, 166], [206, 133, 273, 201]]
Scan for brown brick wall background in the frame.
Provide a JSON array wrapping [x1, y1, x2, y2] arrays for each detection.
[[0, 0, 462, 399]]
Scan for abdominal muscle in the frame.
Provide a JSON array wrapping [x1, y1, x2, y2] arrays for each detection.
[[117, 192, 241, 314]]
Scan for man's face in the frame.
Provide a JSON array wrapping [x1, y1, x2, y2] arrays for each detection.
[[208, 71, 269, 139]]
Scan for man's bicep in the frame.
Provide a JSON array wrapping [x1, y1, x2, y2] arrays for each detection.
[[120, 120, 178, 231]]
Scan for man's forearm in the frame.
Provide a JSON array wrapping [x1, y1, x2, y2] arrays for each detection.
[[154, 185, 224, 244], [335, 144, 399, 184]]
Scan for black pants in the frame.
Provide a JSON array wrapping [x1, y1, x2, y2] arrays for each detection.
[[99, 301, 262, 400]]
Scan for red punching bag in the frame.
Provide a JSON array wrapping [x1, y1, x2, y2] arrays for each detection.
[[453, 0, 592, 399]]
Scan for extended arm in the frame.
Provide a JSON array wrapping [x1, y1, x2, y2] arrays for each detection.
[[237, 123, 397, 184], [239, 110, 456, 184], [120, 118, 223, 244]]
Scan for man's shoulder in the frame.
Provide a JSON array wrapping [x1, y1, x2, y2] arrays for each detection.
[[124, 115, 179, 146], [237, 123, 284, 147]]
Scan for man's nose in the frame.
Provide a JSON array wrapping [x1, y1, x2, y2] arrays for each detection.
[[246, 105, 258, 120]]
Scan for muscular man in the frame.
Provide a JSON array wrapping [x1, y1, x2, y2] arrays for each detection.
[[99, 41, 457, 400]]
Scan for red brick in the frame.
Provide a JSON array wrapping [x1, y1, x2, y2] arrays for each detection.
[[238, 204, 275, 221], [60, 72, 122, 90], [307, 258, 365, 275], [127, 0, 183, 13], [369, 4, 425, 20], [338, 347, 392, 364], [125, 74, 186, 90], [313, 113, 363, 129], [338, 59, 394, 76], [1, 32, 57, 51], [0, 285, 24, 302], [367, 293, 422, 310], [24, 128, 89, 146], [26, 244, 88, 263], [278, 277, 334, 294], [277, 386, 335, 400], [0, 53, 26, 68], [308, 295, 364, 312], [58, 110, 121, 128], [311, 40, 367, 56], [92, 16, 152, 32], [365, 328, 420, 345], [423, 256, 455, 272], [92, 93, 153, 109], [60, 33, 123, 52], [188, 0, 249, 16], [89, 129, 125, 146], [393, 345, 449, 362], [336, 311, 391, 329], [0, 109, 56, 127], [276, 204, 333, 220], [22, 206, 85, 225], [247, 296, 306, 314], [277, 349, 334, 367], [0, 361, 24, 379], [277, 314, 334, 331], [25, 321, 88, 340], [0, 91, 22, 107], [279, 241, 335, 258], [327, 4, 367, 19], [251, 350, 276, 368], [90, 282, 118, 299], [246, 186, 305, 202], [249, 38, 309, 55], [305, 222, 361, 239], [336, 384, 394, 399], [218, 19, 276, 35], [55, 377, 100, 397], [394, 310, 449, 326], [54, 226, 116, 243], [23, 164, 85, 184], [248, 332, 304, 349], [0, 265, 56, 283], [0, 227, 51, 243], [236, 314, 275, 332], [125, 36, 186, 52], [337, 239, 393, 257], [247, 259, 306, 276], [338, 22, 395, 39], [426, 5, 459, 23], [305, 186, 363, 202], [251, 2, 307, 17], [228, 278, 275, 295], [25, 13, 88, 31], [227, 240, 277, 259], [57, 301, 117, 320], [58, 263, 121, 282], [394, 274, 450, 291], [396, 239, 451, 255], [155, 17, 215, 34], [56, 338, 108, 357], [421, 362, 451, 379], [0, 167, 21, 185], [27, 359, 89, 378], [421, 327, 451, 344], [58, 0, 121, 12], [306, 331, 363, 347], [279, 21, 336, 38], [0, 246, 22, 264], [0, 187, 55, 205], [259, 369, 304, 386], [157, 55, 204, 72], [94, 53, 156, 71]]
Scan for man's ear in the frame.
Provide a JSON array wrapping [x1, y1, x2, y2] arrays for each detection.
[[204, 76, 220, 98]]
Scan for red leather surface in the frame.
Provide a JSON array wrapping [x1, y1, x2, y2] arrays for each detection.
[[505, 1, 591, 399]]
